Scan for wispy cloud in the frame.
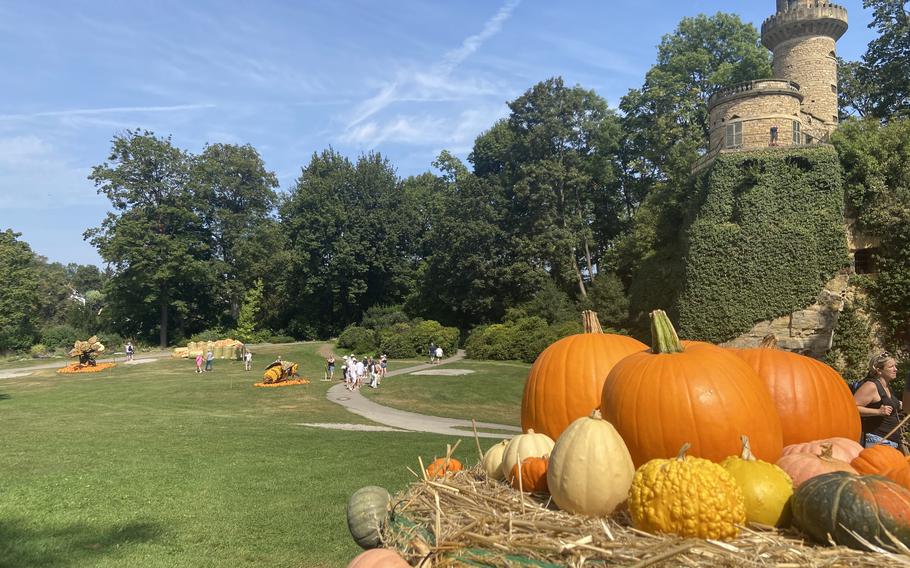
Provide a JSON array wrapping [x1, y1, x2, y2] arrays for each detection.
[[0, 104, 216, 122], [341, 0, 521, 146], [0, 135, 97, 210]]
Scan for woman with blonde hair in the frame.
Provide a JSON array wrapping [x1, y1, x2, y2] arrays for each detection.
[[854, 351, 902, 449]]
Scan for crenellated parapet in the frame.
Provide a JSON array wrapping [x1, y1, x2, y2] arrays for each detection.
[[762, 3, 848, 50]]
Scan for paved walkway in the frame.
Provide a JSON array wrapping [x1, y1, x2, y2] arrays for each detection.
[[323, 350, 521, 438]]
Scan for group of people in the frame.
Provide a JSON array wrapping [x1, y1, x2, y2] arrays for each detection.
[[855, 351, 909, 451], [194, 349, 217, 373], [334, 354, 387, 391]]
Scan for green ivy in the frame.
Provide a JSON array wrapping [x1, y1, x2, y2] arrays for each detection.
[[826, 300, 873, 383], [677, 147, 849, 342]]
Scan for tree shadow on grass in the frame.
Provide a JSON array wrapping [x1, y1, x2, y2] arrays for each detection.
[[0, 518, 164, 567], [0, 393, 10, 401]]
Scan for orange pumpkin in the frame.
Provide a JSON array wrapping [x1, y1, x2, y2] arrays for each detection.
[[851, 444, 908, 475], [782, 437, 863, 464], [522, 311, 646, 441], [776, 444, 857, 487], [601, 310, 784, 467], [731, 335, 861, 446], [509, 456, 549, 493], [425, 457, 462, 479]]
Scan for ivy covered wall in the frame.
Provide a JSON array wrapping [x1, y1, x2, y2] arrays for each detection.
[[676, 146, 849, 342]]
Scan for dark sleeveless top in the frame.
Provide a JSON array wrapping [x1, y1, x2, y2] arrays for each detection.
[[859, 377, 902, 443]]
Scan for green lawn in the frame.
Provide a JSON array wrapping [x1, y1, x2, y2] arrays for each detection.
[[0, 343, 507, 568], [361, 359, 529, 427]]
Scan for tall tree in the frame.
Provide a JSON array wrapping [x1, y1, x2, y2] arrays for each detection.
[[415, 151, 542, 329], [859, 0, 910, 119], [278, 149, 421, 336], [472, 77, 625, 299], [86, 130, 213, 347], [192, 143, 279, 322], [0, 229, 39, 351], [619, 13, 772, 184]]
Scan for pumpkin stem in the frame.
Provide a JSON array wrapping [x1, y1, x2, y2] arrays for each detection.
[[590, 409, 602, 420], [740, 435, 756, 461], [819, 443, 834, 460], [759, 334, 778, 349], [583, 310, 603, 334], [650, 310, 684, 354], [676, 442, 692, 460]]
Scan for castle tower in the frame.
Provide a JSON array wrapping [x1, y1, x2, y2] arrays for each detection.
[[762, 1, 848, 138]]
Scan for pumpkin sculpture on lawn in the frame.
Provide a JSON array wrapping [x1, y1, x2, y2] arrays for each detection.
[[601, 310, 784, 467], [731, 335, 861, 446], [792, 471, 910, 551], [521, 310, 646, 441]]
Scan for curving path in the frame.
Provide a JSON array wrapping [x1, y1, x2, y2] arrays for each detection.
[[321, 350, 521, 438]]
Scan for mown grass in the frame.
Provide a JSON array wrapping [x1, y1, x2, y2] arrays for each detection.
[[361, 359, 528, 427], [0, 343, 507, 568]]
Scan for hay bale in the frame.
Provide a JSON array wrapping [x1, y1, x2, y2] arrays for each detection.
[[172, 347, 189, 358], [214, 344, 226, 359]]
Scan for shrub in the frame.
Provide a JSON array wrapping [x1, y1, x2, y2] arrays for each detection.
[[30, 343, 47, 358], [408, 320, 458, 359], [267, 334, 295, 344], [466, 317, 582, 363], [378, 323, 419, 358], [337, 325, 378, 353], [40, 324, 81, 349]]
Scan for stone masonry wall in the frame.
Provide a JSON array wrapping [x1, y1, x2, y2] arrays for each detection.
[[708, 92, 802, 152], [721, 271, 850, 357], [773, 36, 839, 132]]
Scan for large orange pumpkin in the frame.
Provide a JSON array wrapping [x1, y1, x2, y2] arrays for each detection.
[[522, 311, 646, 440], [731, 335, 861, 446], [601, 310, 784, 467]]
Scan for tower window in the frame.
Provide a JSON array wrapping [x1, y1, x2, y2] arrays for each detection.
[[792, 120, 801, 144], [831, 84, 836, 93], [770, 126, 779, 146], [725, 122, 742, 148]]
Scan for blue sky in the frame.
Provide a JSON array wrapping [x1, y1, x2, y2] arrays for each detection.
[[0, 0, 876, 266]]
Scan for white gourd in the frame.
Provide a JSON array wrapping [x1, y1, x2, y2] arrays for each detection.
[[482, 439, 509, 481], [546, 410, 635, 516], [500, 430, 554, 480]]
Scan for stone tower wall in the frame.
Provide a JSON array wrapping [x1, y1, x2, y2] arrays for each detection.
[[708, 91, 802, 152], [772, 36, 839, 131]]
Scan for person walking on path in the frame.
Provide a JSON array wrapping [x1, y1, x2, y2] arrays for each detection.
[[428, 341, 436, 364], [125, 341, 134, 362], [243, 349, 253, 371], [205, 349, 214, 372], [434, 345, 443, 364], [195, 353, 204, 373], [325, 356, 335, 381]]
